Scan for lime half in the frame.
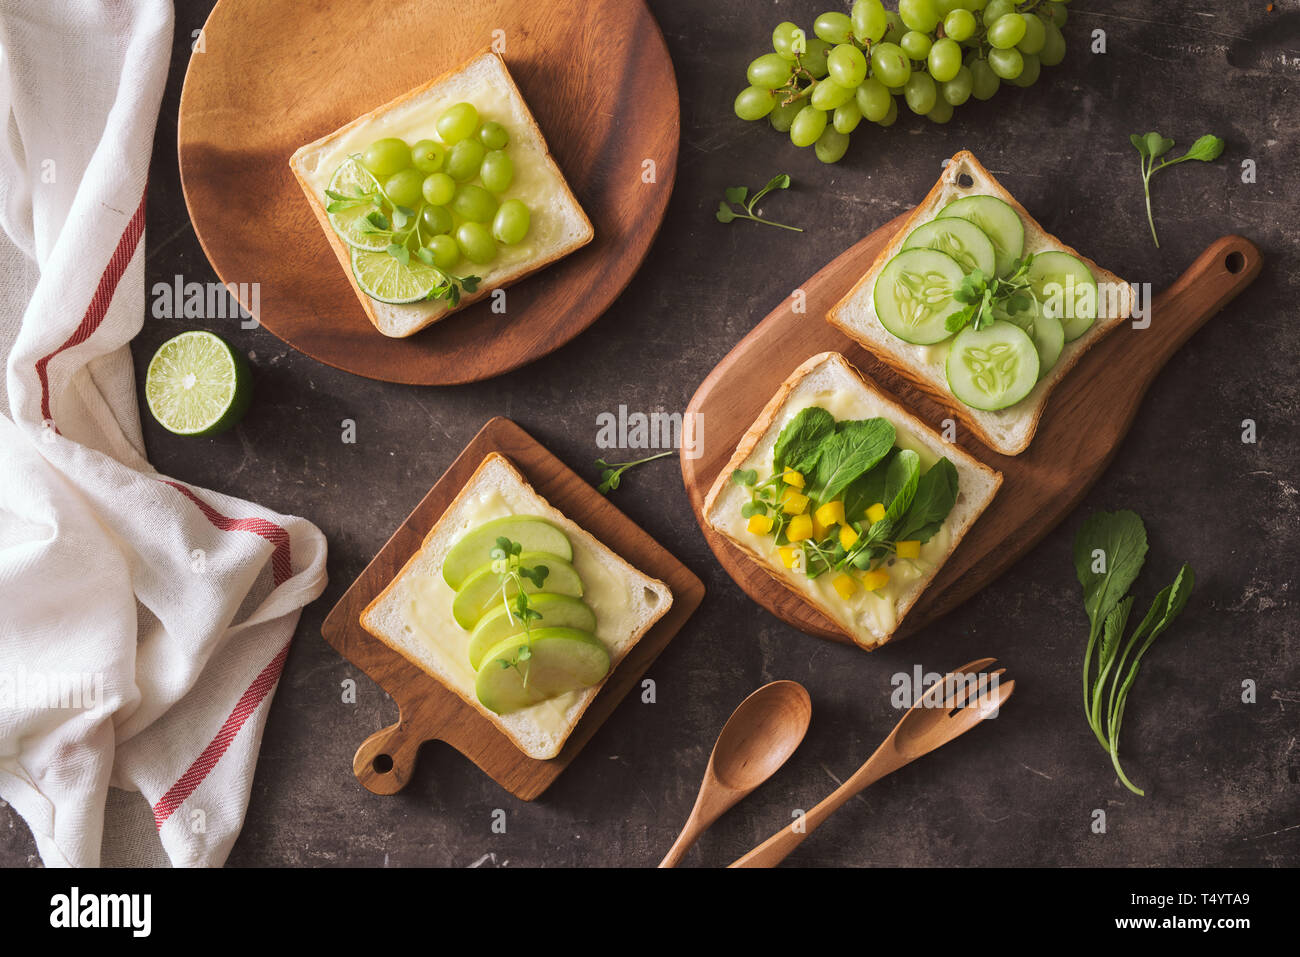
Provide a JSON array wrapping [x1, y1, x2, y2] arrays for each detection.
[[327, 158, 389, 252], [350, 248, 445, 304], [145, 331, 251, 436]]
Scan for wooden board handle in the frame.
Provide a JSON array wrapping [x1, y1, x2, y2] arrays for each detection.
[[1146, 235, 1262, 367], [353, 720, 425, 795]]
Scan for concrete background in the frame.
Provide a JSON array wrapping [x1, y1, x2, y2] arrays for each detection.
[[3, 0, 1297, 867]]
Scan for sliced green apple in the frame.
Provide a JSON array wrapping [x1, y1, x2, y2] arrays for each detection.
[[474, 628, 610, 714], [451, 551, 582, 630], [468, 593, 598, 670], [442, 516, 572, 590]]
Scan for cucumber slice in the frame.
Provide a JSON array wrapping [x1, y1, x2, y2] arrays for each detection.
[[938, 195, 1025, 276], [1001, 300, 1064, 379], [1027, 250, 1098, 341], [873, 247, 965, 345], [474, 628, 610, 715], [467, 593, 597, 670], [901, 217, 997, 277], [443, 516, 572, 590], [451, 552, 583, 630], [946, 320, 1040, 410]]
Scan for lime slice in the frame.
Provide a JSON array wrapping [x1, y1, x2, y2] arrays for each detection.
[[350, 248, 446, 304], [327, 158, 389, 252], [145, 331, 251, 436]]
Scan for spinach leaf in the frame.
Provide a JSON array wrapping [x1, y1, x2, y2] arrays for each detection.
[[882, 449, 920, 523], [772, 406, 835, 476], [893, 457, 959, 544], [811, 418, 895, 503], [842, 449, 896, 521]]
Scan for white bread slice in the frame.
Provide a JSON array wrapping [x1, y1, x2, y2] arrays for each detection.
[[289, 50, 594, 338], [703, 352, 1001, 650], [827, 150, 1133, 456], [360, 452, 672, 759]]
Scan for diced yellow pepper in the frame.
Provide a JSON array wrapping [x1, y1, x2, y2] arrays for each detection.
[[896, 539, 921, 559], [865, 502, 887, 524], [811, 516, 829, 540], [861, 568, 890, 591], [839, 524, 860, 550], [781, 488, 810, 515], [832, 573, 858, 600], [777, 546, 798, 569], [814, 500, 845, 528], [783, 470, 805, 488], [786, 514, 814, 542], [747, 514, 774, 536]]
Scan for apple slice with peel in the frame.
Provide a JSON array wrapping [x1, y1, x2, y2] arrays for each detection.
[[474, 628, 610, 715], [468, 593, 597, 670], [442, 516, 573, 590], [451, 551, 582, 630]]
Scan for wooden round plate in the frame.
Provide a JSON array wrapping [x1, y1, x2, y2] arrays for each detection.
[[178, 0, 679, 385]]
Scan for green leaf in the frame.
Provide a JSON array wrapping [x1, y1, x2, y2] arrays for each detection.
[[1180, 134, 1225, 163], [842, 449, 895, 521], [724, 186, 749, 205], [731, 468, 758, 487], [1074, 510, 1148, 645], [772, 406, 835, 476], [881, 449, 920, 523], [366, 210, 390, 230], [740, 501, 767, 519], [1145, 131, 1174, 160], [1129, 133, 1149, 159], [812, 418, 896, 503], [893, 457, 959, 544], [386, 243, 410, 265], [715, 202, 736, 223], [415, 246, 435, 265], [764, 173, 792, 192]]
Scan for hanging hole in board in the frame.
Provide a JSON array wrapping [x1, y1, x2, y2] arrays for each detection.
[[372, 753, 394, 774], [1225, 251, 1245, 274]]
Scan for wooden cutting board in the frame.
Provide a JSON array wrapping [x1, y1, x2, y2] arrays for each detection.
[[321, 418, 704, 799], [681, 222, 1261, 647], [178, 0, 678, 385]]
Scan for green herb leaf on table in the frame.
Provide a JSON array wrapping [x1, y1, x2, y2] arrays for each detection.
[[1130, 130, 1226, 247], [595, 451, 672, 495], [716, 173, 803, 232]]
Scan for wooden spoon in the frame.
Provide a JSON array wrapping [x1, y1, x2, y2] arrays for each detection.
[[730, 657, 1014, 868], [659, 680, 812, 867]]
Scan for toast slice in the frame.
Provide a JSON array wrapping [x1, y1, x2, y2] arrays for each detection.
[[289, 51, 594, 338], [361, 452, 672, 759], [827, 150, 1133, 456], [703, 352, 1001, 650]]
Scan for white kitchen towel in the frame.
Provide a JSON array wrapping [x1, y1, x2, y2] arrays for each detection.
[[0, 0, 328, 867]]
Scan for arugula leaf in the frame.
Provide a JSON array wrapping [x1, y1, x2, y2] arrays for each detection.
[[773, 406, 835, 476], [893, 457, 959, 544], [811, 418, 896, 503]]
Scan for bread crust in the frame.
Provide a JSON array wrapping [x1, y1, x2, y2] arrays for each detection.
[[704, 351, 1001, 649], [289, 49, 594, 338], [826, 150, 1133, 456]]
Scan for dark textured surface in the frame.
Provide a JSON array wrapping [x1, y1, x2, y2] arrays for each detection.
[[3, 0, 1298, 868]]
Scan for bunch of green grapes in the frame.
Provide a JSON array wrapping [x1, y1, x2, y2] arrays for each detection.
[[734, 0, 1070, 162]]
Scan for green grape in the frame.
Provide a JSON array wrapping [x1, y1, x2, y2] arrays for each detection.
[[383, 168, 424, 208], [790, 106, 828, 147], [969, 57, 1000, 99], [927, 38, 962, 82], [802, 38, 833, 77], [968, 0, 988, 9], [735, 85, 776, 120], [877, 97, 899, 127], [833, 100, 863, 133], [828, 43, 868, 87], [450, 184, 498, 223], [940, 65, 973, 105], [988, 13, 1027, 49], [899, 0, 940, 33], [1017, 13, 1046, 55], [478, 121, 509, 150], [901, 30, 932, 59], [492, 199, 530, 245], [943, 9, 976, 41], [1010, 52, 1041, 86], [887, 83, 907, 95], [904, 72, 938, 114], [935, 0, 962, 14], [814, 127, 851, 164], [1042, 2, 1067, 28], [814, 11, 854, 44], [455, 222, 496, 265], [882, 10, 906, 43], [871, 42, 911, 87], [982, 0, 1014, 26], [426, 234, 460, 270], [772, 21, 801, 60], [1039, 21, 1066, 66], [361, 137, 411, 177], [855, 77, 893, 121], [851, 0, 887, 42], [811, 78, 855, 110], [480, 150, 513, 193], [927, 99, 954, 123], [768, 97, 803, 132], [411, 139, 445, 174], [747, 52, 794, 89], [422, 172, 456, 206], [420, 205, 453, 235], [988, 46, 1024, 79], [446, 139, 486, 182], [436, 103, 479, 144]]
